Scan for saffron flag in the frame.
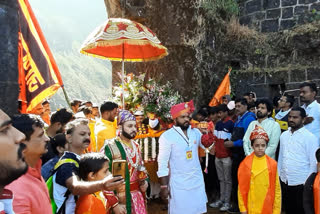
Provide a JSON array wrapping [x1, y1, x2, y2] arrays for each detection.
[[209, 68, 231, 107], [18, 0, 63, 113]]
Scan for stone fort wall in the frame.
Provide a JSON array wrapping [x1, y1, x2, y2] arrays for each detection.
[[239, 0, 320, 32]]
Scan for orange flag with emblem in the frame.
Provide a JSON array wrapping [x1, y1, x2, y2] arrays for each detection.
[[209, 68, 231, 107]]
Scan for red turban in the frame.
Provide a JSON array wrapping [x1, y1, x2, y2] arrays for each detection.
[[170, 100, 195, 119], [250, 125, 269, 142]]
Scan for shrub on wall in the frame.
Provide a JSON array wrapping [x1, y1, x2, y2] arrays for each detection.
[[201, 0, 239, 20]]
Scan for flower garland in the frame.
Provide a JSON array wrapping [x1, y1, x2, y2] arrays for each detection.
[[137, 137, 159, 162]]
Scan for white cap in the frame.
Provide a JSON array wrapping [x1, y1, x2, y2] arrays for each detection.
[[74, 111, 86, 119], [227, 101, 235, 110], [92, 103, 99, 108]]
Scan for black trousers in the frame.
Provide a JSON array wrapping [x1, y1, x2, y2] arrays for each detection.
[[280, 180, 305, 214], [230, 157, 243, 207], [201, 154, 220, 200]]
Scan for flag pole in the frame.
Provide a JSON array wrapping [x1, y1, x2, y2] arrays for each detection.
[[61, 86, 71, 109]]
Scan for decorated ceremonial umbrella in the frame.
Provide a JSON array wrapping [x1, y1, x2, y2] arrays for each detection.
[[80, 18, 168, 107]]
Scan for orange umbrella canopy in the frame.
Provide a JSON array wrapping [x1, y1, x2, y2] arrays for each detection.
[[80, 18, 168, 62]]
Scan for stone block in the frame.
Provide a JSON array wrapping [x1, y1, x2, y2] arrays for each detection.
[[298, 0, 317, 3], [254, 11, 266, 20], [253, 71, 266, 84], [285, 82, 301, 95], [307, 67, 320, 80], [310, 3, 320, 11], [284, 87, 301, 100], [251, 19, 263, 31], [246, 0, 262, 14], [240, 15, 252, 26], [263, 0, 280, 9], [250, 84, 272, 98], [267, 8, 281, 18], [261, 19, 279, 32], [234, 71, 254, 84], [266, 55, 278, 67], [294, 6, 309, 15], [280, 19, 296, 30], [282, 7, 294, 19], [276, 55, 290, 67], [233, 83, 255, 97], [290, 69, 307, 82], [282, 0, 297, 6], [252, 55, 266, 66], [266, 71, 289, 84], [239, 2, 247, 16], [296, 15, 308, 25], [313, 80, 320, 91], [0, 2, 19, 116], [0, 82, 19, 116], [233, 72, 255, 96]]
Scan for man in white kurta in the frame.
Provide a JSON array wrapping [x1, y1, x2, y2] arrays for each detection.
[[157, 100, 207, 214], [243, 99, 281, 159]]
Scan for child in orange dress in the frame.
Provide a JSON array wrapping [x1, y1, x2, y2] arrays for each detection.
[[75, 153, 124, 214]]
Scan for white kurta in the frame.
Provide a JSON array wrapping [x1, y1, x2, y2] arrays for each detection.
[[157, 126, 207, 214]]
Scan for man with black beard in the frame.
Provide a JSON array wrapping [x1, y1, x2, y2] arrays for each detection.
[[243, 99, 281, 160], [6, 114, 52, 213], [278, 107, 318, 214], [300, 82, 320, 143], [157, 101, 213, 214], [0, 109, 28, 213], [42, 108, 73, 164], [102, 110, 148, 214]]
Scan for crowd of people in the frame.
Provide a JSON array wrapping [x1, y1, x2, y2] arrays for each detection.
[[0, 81, 319, 214], [186, 81, 320, 214]]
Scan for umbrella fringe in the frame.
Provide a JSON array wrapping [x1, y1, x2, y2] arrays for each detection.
[[80, 49, 168, 62], [81, 39, 168, 49], [81, 39, 168, 53]]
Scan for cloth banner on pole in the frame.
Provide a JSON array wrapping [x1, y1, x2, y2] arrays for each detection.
[[209, 68, 231, 107], [18, 0, 63, 113]]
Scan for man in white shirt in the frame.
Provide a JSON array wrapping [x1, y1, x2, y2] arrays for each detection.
[[157, 101, 213, 214], [243, 99, 281, 159], [300, 82, 320, 142], [278, 107, 318, 214]]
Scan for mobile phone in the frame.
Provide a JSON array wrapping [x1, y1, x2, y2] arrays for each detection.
[[112, 160, 127, 179]]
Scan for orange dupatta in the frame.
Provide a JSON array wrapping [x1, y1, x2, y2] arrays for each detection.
[[314, 172, 320, 214], [238, 153, 278, 214], [75, 194, 106, 214]]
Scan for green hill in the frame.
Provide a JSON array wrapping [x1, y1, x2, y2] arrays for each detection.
[[29, 0, 112, 110]]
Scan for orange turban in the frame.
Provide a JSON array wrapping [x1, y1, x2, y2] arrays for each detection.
[[250, 125, 269, 142]]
